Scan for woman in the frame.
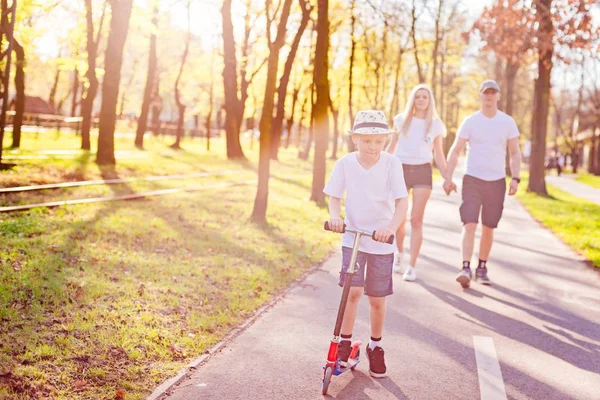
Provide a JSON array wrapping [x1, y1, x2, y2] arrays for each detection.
[[387, 84, 451, 282]]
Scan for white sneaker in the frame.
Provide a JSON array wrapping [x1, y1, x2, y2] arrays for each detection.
[[393, 252, 403, 274], [402, 266, 417, 282]]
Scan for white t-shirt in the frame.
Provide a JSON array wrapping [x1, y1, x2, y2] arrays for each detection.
[[323, 152, 408, 254], [457, 110, 520, 181], [393, 114, 446, 165]]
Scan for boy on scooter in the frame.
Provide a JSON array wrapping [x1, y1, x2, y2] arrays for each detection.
[[324, 110, 409, 378]]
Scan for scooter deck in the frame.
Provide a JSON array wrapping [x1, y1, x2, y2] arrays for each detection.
[[333, 357, 360, 376]]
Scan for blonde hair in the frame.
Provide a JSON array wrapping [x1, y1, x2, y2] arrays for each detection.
[[399, 84, 441, 138]]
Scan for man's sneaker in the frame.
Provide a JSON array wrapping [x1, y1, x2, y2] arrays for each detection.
[[337, 340, 352, 366], [366, 345, 386, 378], [475, 267, 491, 285], [456, 267, 472, 288], [402, 266, 417, 282], [393, 252, 403, 274]]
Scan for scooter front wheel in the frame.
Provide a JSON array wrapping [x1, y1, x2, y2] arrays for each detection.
[[322, 366, 333, 395]]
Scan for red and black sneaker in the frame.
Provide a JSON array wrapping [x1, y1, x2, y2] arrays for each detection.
[[337, 340, 352, 367], [366, 345, 386, 378]]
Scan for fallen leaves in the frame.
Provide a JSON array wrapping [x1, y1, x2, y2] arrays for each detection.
[[168, 343, 187, 359], [71, 379, 87, 391]]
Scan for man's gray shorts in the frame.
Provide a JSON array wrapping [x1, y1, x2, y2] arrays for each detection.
[[460, 175, 506, 229], [338, 247, 394, 297]]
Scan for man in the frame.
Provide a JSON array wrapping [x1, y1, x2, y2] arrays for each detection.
[[444, 79, 522, 288]]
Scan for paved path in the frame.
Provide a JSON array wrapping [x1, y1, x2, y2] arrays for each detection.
[[546, 175, 600, 205], [153, 182, 600, 400]]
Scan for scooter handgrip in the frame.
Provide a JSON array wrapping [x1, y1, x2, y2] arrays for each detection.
[[372, 231, 395, 244], [324, 221, 346, 233]]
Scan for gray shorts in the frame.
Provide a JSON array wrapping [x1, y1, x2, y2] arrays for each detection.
[[338, 247, 394, 297], [402, 163, 433, 190], [460, 175, 506, 229]]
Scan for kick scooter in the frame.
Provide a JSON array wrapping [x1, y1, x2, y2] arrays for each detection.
[[321, 222, 394, 395]]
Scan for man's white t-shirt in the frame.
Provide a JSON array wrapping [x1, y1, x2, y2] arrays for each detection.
[[393, 114, 446, 165], [323, 151, 408, 254], [457, 110, 520, 181]]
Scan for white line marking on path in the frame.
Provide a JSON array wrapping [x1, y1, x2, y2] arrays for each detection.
[[473, 336, 507, 400]]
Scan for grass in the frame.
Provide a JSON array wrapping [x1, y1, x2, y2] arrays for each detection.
[[575, 173, 600, 189], [0, 131, 338, 399], [517, 175, 600, 268]]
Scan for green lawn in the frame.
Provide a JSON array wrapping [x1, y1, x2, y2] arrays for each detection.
[[517, 177, 600, 268], [575, 173, 600, 189], [0, 132, 337, 399]]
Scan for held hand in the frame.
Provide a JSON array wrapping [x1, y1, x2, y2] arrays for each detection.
[[373, 227, 394, 243], [508, 179, 519, 196], [328, 218, 345, 233], [443, 180, 457, 196]]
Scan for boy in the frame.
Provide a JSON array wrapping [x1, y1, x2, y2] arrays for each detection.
[[324, 110, 409, 378]]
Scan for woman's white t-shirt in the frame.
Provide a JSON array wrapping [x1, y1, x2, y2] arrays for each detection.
[[393, 114, 446, 165], [323, 152, 408, 254]]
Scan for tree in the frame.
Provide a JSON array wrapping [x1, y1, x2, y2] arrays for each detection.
[[221, 0, 249, 159], [251, 0, 294, 222], [135, 2, 158, 149], [470, 0, 534, 117], [270, 0, 312, 160], [81, 0, 107, 150], [171, 0, 191, 150], [0, 0, 17, 167], [528, 0, 597, 194], [11, 39, 24, 149], [310, 0, 330, 204], [410, 0, 425, 83], [96, 0, 134, 166], [347, 0, 356, 134]]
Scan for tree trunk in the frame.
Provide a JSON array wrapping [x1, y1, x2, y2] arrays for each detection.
[[48, 67, 60, 112], [11, 39, 24, 149], [504, 62, 519, 116], [595, 130, 600, 175], [135, 4, 158, 149], [348, 0, 356, 130], [71, 68, 79, 117], [411, 0, 425, 84], [390, 44, 405, 120], [300, 83, 315, 160], [527, 0, 552, 195], [251, 0, 293, 222], [270, 0, 311, 160], [171, 0, 191, 150], [310, 0, 330, 205], [297, 96, 308, 152], [81, 0, 106, 150], [285, 86, 300, 148], [431, 0, 443, 100], [222, 0, 245, 159], [96, 0, 134, 166]]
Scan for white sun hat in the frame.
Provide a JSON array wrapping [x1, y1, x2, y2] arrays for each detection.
[[348, 110, 395, 135]]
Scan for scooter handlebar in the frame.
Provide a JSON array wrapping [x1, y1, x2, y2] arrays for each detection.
[[324, 221, 394, 244]]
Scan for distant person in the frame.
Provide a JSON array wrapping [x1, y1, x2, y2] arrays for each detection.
[[387, 84, 453, 282], [443, 79, 522, 288], [557, 153, 564, 176], [324, 110, 409, 378]]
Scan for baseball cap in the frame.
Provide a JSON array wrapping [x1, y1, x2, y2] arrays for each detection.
[[479, 79, 500, 93]]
